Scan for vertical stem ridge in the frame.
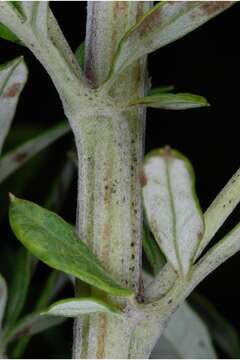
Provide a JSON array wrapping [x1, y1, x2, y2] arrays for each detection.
[[73, 2, 152, 358]]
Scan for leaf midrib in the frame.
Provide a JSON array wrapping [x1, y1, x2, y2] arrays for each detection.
[[165, 157, 183, 275]]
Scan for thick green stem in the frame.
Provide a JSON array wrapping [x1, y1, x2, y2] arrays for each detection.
[[72, 2, 152, 358]]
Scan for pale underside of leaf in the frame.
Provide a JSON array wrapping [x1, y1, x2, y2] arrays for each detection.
[[151, 302, 216, 359], [190, 292, 240, 359], [9, 196, 133, 297], [0, 122, 70, 184], [109, 1, 234, 80], [142, 148, 204, 277], [0, 273, 7, 330], [192, 221, 240, 290], [195, 167, 240, 260], [0, 57, 28, 154], [43, 297, 121, 317], [130, 93, 209, 110]]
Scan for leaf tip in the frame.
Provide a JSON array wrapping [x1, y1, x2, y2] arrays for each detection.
[[9, 192, 16, 202], [161, 145, 172, 157]]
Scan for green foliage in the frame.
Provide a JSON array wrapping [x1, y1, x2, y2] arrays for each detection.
[[9, 195, 133, 297], [129, 92, 209, 110], [0, 1, 238, 358], [2, 311, 64, 346], [143, 220, 166, 276], [108, 1, 234, 80], [43, 297, 121, 317], [75, 42, 85, 70], [0, 23, 21, 44], [4, 249, 31, 329]]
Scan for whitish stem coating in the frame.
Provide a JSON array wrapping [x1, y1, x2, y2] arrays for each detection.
[[195, 167, 240, 260]]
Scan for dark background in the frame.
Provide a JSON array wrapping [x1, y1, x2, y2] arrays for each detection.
[[0, 2, 240, 358]]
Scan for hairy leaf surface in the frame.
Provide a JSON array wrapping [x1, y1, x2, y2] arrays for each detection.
[[142, 148, 204, 277], [190, 293, 240, 359], [0, 57, 27, 154], [0, 122, 70, 184], [151, 302, 216, 358], [43, 297, 121, 317], [109, 1, 234, 79], [3, 312, 64, 345]]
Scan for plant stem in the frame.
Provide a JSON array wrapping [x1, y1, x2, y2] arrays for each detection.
[[72, 2, 151, 358]]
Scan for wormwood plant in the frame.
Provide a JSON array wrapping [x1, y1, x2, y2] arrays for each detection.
[[0, 1, 240, 359]]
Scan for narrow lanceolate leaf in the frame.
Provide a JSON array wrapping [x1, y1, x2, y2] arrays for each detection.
[[9, 196, 133, 297], [143, 221, 166, 276], [2, 312, 64, 345], [0, 273, 7, 330], [151, 302, 216, 359], [12, 271, 68, 359], [192, 221, 240, 290], [0, 57, 28, 154], [129, 93, 209, 110], [43, 297, 121, 318], [4, 249, 31, 328], [142, 147, 204, 277], [190, 292, 240, 359], [0, 23, 21, 44], [194, 167, 240, 260], [109, 1, 234, 79], [0, 122, 70, 184]]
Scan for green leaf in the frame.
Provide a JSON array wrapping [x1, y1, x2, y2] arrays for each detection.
[[148, 86, 175, 95], [0, 273, 7, 330], [9, 196, 133, 297], [108, 1, 235, 80], [2, 312, 64, 345], [43, 297, 121, 318], [4, 249, 31, 329], [0, 122, 70, 184], [0, 23, 21, 44], [75, 42, 85, 70], [142, 147, 204, 277], [152, 301, 216, 359], [0, 57, 28, 155], [190, 292, 240, 359], [143, 220, 166, 276], [130, 93, 209, 110]]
